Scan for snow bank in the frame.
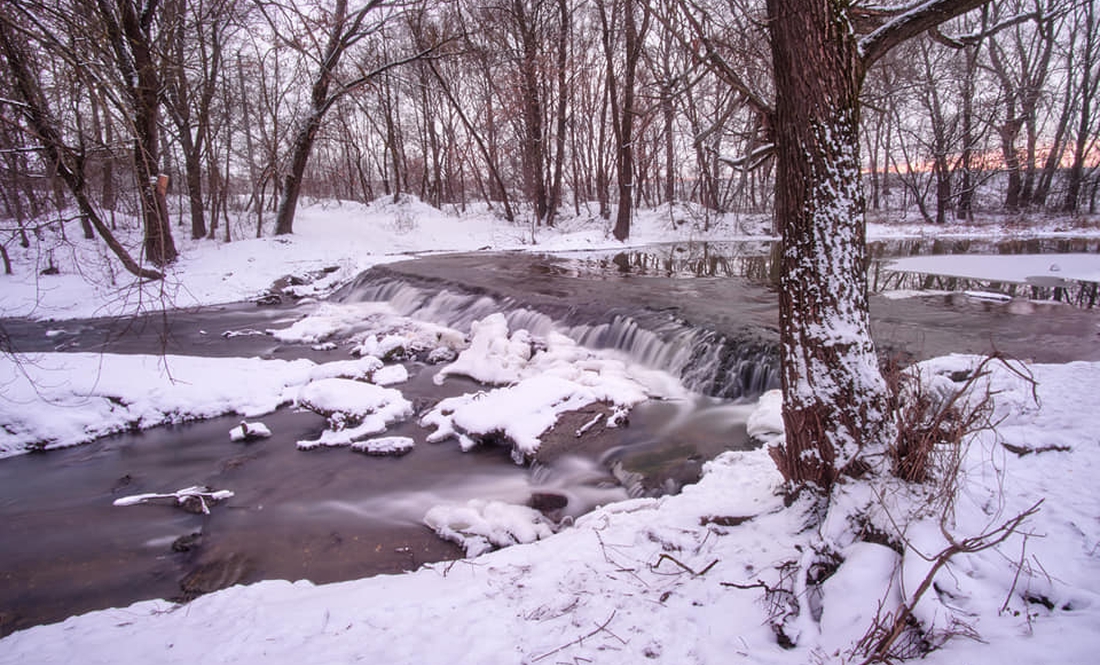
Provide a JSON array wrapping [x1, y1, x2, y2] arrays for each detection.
[[0, 352, 415, 458], [0, 353, 314, 457]]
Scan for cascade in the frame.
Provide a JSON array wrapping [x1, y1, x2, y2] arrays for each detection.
[[335, 272, 779, 400]]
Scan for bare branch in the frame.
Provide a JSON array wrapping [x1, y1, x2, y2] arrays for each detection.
[[666, 0, 773, 120], [929, 9, 1043, 48], [859, 0, 992, 69]]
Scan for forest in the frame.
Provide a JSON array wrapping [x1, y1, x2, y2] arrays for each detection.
[[0, 0, 1097, 277]]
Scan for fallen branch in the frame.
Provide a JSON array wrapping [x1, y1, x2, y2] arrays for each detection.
[[858, 500, 1042, 663], [113, 485, 235, 515]]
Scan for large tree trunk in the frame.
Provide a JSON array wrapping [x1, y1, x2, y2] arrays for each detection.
[[767, 0, 891, 493]]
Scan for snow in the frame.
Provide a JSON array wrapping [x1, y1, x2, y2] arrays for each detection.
[[349, 435, 415, 456], [888, 253, 1100, 285], [4, 354, 1099, 664], [746, 388, 785, 443], [2, 200, 1100, 663], [229, 420, 272, 442], [112, 486, 235, 515], [0, 353, 315, 457], [422, 313, 685, 462], [423, 498, 557, 557], [294, 378, 414, 450]]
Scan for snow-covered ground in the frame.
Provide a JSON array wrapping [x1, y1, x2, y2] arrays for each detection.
[[2, 200, 1100, 663]]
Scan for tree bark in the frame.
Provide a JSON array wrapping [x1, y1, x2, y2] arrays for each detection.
[[513, 0, 549, 225], [767, 0, 891, 492], [766, 0, 989, 495]]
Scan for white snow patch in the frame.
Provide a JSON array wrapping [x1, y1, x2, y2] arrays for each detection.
[[423, 499, 557, 557], [295, 378, 413, 450], [350, 436, 415, 457], [0, 353, 314, 457], [229, 421, 272, 442]]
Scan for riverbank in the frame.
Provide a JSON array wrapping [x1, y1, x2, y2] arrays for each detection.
[[3, 355, 1100, 664], [2, 201, 1100, 663]]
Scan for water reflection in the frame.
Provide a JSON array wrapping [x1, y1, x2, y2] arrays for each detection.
[[560, 241, 776, 280], [559, 238, 1100, 307]]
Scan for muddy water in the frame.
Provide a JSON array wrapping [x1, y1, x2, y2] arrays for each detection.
[[2, 239, 1099, 637]]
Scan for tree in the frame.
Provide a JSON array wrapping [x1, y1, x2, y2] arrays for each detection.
[[1063, 0, 1100, 213], [161, 0, 237, 240], [0, 2, 165, 279], [597, 0, 650, 241], [765, 0, 990, 498], [266, 0, 437, 236], [95, 0, 179, 267], [986, 0, 1058, 211]]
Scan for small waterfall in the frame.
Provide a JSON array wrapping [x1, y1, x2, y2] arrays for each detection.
[[334, 273, 778, 400]]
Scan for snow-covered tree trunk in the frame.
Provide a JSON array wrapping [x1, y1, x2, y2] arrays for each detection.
[[765, 0, 991, 495], [767, 0, 891, 493]]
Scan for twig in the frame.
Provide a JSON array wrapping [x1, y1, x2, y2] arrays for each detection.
[[651, 553, 719, 576], [1000, 533, 1031, 615], [531, 611, 619, 662]]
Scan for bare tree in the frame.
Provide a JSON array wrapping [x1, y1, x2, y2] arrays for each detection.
[[1063, 0, 1100, 213], [265, 0, 438, 235], [597, 0, 651, 241], [986, 0, 1058, 211], [93, 0, 179, 266], [0, 9, 163, 279], [161, 0, 238, 240]]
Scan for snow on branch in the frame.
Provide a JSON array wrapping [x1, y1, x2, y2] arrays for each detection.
[[859, 0, 991, 68], [713, 143, 775, 171]]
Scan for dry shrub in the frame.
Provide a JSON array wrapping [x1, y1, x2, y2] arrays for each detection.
[[885, 352, 1034, 485]]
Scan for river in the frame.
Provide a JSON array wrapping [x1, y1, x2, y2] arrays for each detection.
[[1, 238, 1098, 637]]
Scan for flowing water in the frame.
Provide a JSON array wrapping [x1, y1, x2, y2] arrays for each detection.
[[2, 238, 1099, 637]]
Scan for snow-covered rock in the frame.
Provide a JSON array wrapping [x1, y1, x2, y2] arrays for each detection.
[[295, 378, 413, 450], [421, 376, 599, 463], [423, 499, 557, 557], [350, 436, 415, 457], [229, 421, 272, 442]]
